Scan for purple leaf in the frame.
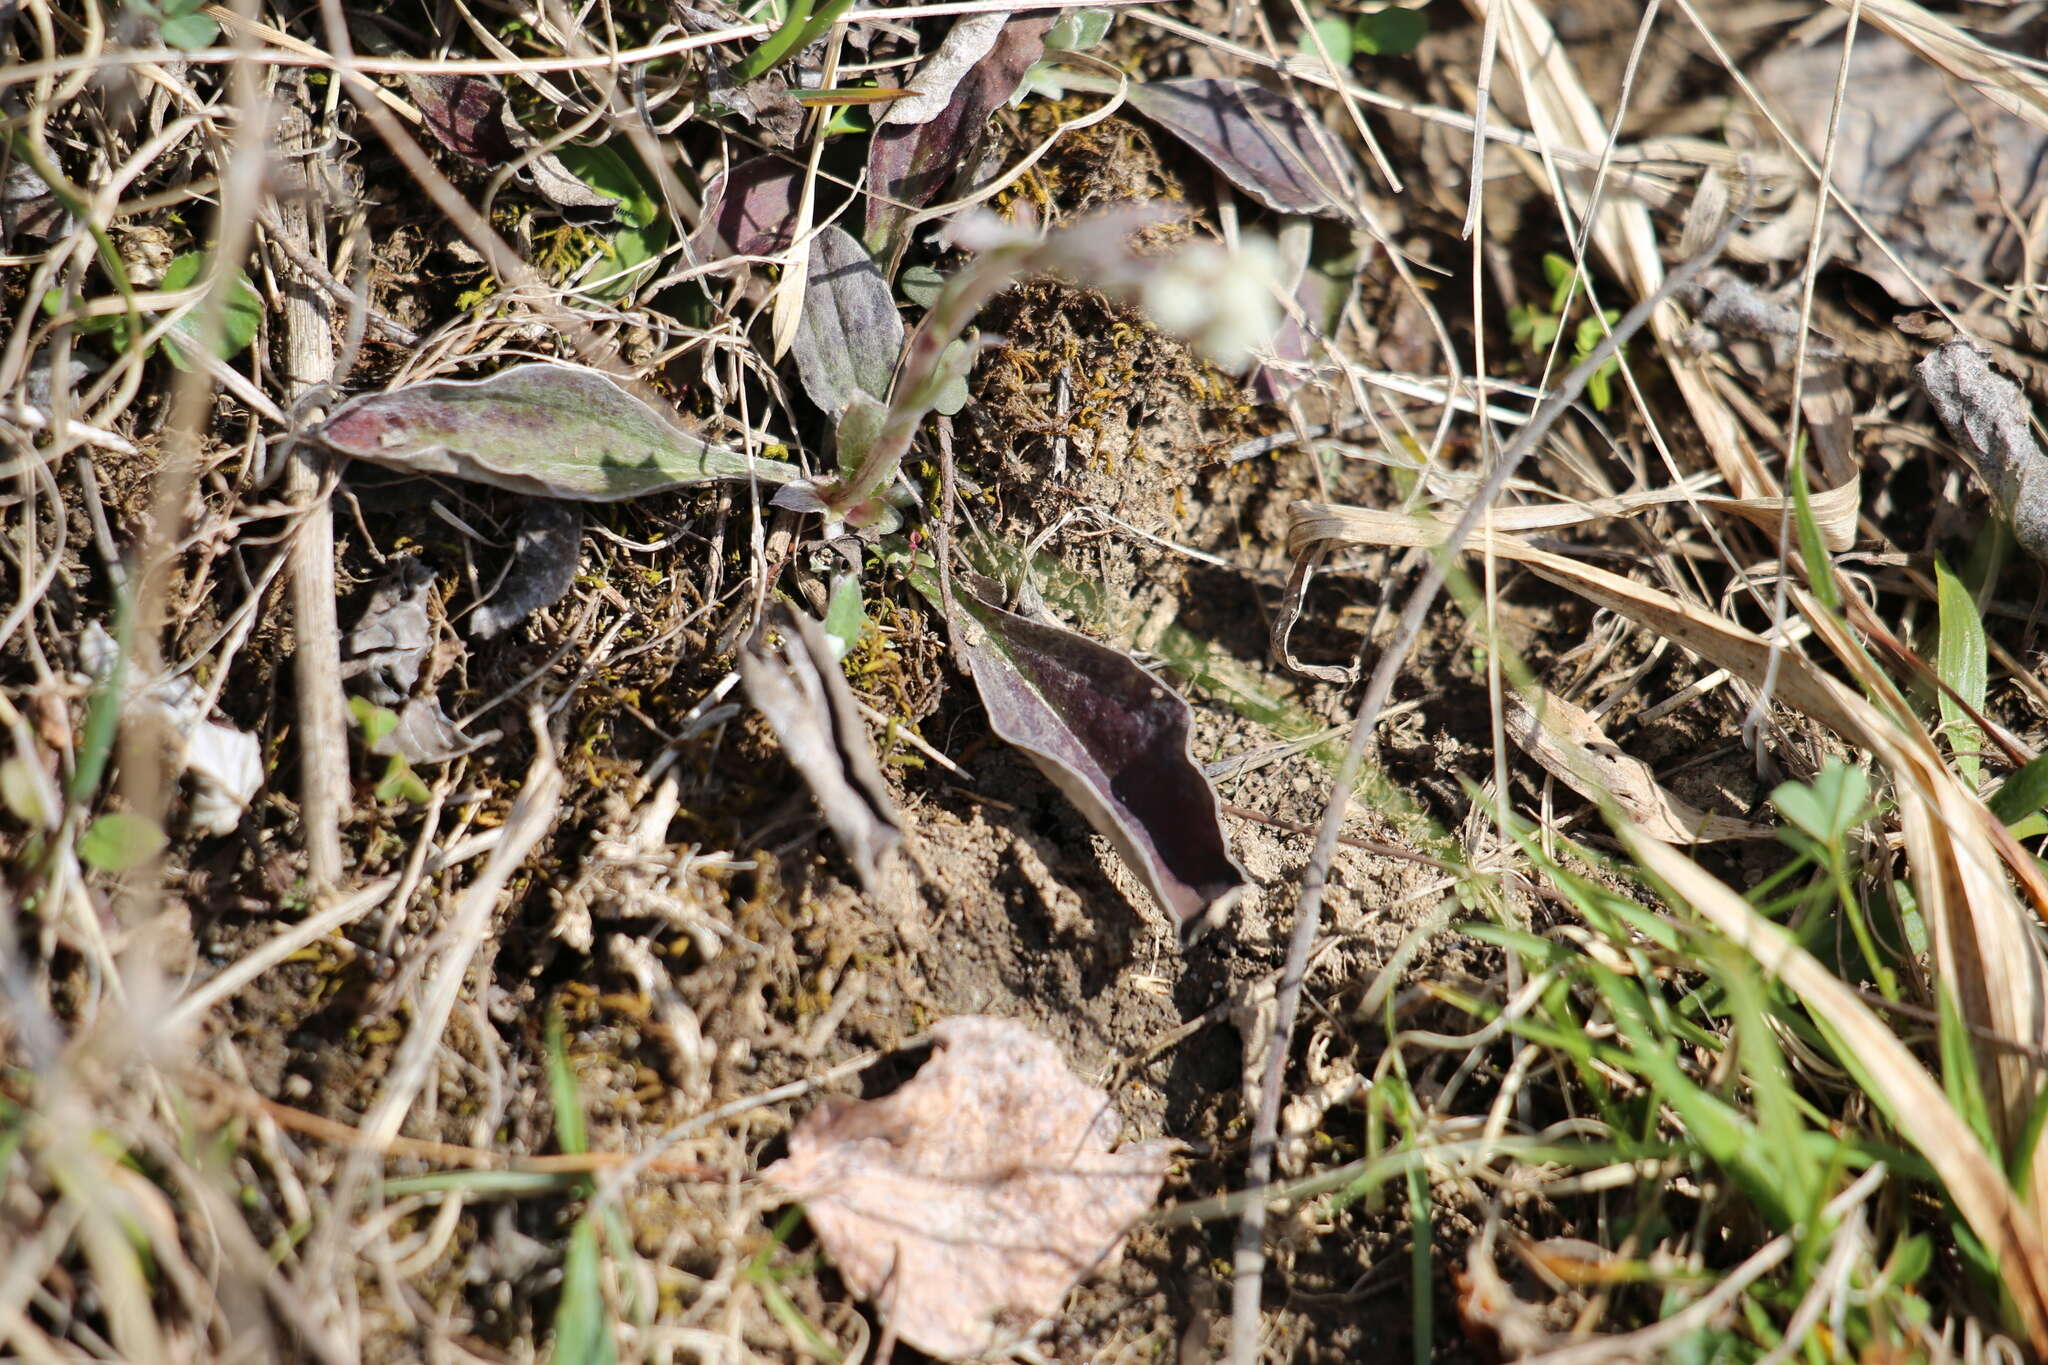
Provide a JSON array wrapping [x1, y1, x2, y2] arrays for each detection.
[[791, 227, 903, 415], [946, 578, 1245, 939], [1127, 77, 1352, 218], [738, 605, 903, 891], [692, 155, 805, 260], [399, 73, 517, 164], [316, 362, 803, 501], [1250, 219, 1361, 402], [865, 16, 1055, 256]]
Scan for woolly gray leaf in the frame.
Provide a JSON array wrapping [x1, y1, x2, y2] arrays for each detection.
[[469, 500, 584, 640], [791, 227, 903, 416], [317, 363, 803, 501], [1919, 340, 2048, 561]]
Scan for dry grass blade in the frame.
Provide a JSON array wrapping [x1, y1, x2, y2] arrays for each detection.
[[1628, 832, 2048, 1355], [1828, 0, 2048, 138], [1466, 0, 1760, 497]]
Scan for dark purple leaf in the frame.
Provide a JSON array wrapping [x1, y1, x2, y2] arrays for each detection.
[[399, 73, 518, 164], [691, 155, 805, 260], [791, 227, 903, 415], [738, 605, 902, 891], [1127, 77, 1352, 218], [864, 15, 1055, 255], [317, 362, 803, 501], [1250, 219, 1361, 402], [947, 578, 1245, 939]]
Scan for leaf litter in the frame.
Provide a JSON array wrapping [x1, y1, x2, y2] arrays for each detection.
[[762, 1015, 1172, 1361], [17, 4, 2048, 1365]]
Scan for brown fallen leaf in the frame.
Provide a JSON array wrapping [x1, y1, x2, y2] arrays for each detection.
[[762, 1016, 1173, 1360], [1505, 690, 1776, 844]]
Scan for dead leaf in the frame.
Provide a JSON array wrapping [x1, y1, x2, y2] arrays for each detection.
[[790, 226, 903, 417], [1126, 77, 1353, 218], [400, 71, 620, 219], [78, 622, 260, 837], [708, 65, 804, 147], [762, 1016, 1172, 1361], [1753, 33, 2048, 307], [879, 14, 1007, 127], [737, 605, 902, 892], [945, 576, 1246, 939], [316, 363, 803, 501], [865, 16, 1056, 256], [1505, 690, 1776, 843], [469, 500, 585, 641], [342, 559, 436, 706], [1917, 340, 2048, 561]]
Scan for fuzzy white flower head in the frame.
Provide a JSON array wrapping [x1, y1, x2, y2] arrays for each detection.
[[1139, 235, 1285, 371]]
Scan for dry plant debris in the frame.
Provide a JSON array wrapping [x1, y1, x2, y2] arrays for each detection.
[[761, 1016, 1173, 1360], [13, 0, 2048, 1362]]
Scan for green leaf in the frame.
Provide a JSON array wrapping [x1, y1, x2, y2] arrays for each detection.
[[159, 251, 262, 367], [931, 337, 973, 416], [1045, 7, 1113, 50], [349, 696, 399, 748], [550, 1217, 616, 1365], [373, 757, 430, 805], [545, 1008, 590, 1158], [1789, 434, 1840, 612], [80, 812, 167, 873], [1934, 554, 1988, 785], [1990, 753, 2048, 825], [1, 756, 56, 830], [1770, 760, 1869, 847], [1352, 6, 1426, 56], [159, 10, 219, 48], [899, 264, 946, 309], [1305, 15, 1354, 66], [552, 144, 658, 229], [316, 363, 804, 501], [822, 573, 866, 660]]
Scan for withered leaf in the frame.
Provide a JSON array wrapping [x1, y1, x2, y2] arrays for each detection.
[[865, 15, 1055, 256], [470, 499, 584, 640], [1127, 77, 1352, 218], [342, 558, 436, 705], [946, 577, 1246, 939], [790, 226, 903, 416], [762, 1016, 1172, 1361], [1918, 340, 2048, 562], [879, 13, 1007, 127], [737, 605, 902, 891], [1505, 690, 1776, 844], [398, 73, 517, 165], [316, 363, 803, 501]]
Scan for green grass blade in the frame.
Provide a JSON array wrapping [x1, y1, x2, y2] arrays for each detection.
[[1933, 554, 1989, 786]]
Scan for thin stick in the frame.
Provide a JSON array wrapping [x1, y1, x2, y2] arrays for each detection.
[[275, 80, 349, 890], [1225, 218, 1733, 1364]]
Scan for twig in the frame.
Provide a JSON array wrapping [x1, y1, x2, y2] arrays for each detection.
[[275, 80, 350, 891], [1225, 217, 1734, 1365]]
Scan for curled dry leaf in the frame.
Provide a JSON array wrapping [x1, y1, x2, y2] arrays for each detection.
[[78, 623, 260, 837], [865, 15, 1056, 256], [945, 576, 1245, 939], [1126, 77, 1353, 218], [880, 13, 1008, 127], [1505, 690, 1775, 843], [469, 500, 584, 641], [762, 1015, 1172, 1361], [737, 605, 902, 892], [790, 226, 903, 417], [1917, 340, 2048, 561], [316, 363, 803, 501], [342, 559, 435, 706]]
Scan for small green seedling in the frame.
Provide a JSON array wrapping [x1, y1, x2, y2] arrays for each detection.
[[348, 698, 430, 805], [1509, 252, 1626, 411]]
